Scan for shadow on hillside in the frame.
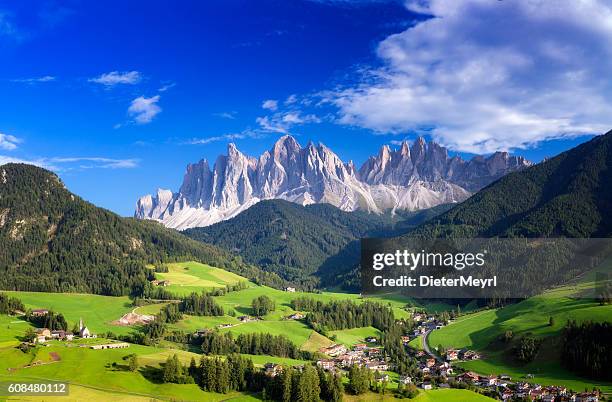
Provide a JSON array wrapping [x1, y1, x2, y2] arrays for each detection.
[[234, 306, 252, 316], [140, 365, 163, 384]]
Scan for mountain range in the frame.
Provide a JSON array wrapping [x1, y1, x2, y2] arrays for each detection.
[[135, 135, 531, 229], [410, 130, 612, 238]]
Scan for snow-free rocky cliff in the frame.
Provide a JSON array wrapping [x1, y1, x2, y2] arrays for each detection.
[[135, 135, 531, 229]]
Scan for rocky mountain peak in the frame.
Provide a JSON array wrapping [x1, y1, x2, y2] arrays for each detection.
[[135, 136, 531, 229]]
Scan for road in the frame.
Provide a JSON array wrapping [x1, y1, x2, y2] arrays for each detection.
[[422, 329, 444, 362]]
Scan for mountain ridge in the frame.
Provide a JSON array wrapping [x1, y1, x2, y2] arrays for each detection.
[[407, 130, 612, 238], [136, 135, 531, 229], [0, 163, 286, 295]]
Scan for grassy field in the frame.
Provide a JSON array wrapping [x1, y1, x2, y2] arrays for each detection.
[[407, 335, 423, 351], [155, 261, 247, 296], [0, 335, 258, 401], [301, 331, 334, 353], [427, 275, 612, 393], [329, 326, 381, 347], [4, 291, 136, 335], [343, 389, 494, 401]]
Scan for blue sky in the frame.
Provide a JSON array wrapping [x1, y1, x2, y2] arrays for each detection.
[[1, 0, 610, 216]]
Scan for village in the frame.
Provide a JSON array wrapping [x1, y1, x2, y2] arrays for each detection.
[[294, 310, 601, 402], [26, 307, 603, 402]]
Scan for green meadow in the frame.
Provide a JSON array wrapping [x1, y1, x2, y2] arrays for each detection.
[[0, 332, 259, 401], [427, 275, 612, 393], [4, 291, 136, 335], [154, 261, 247, 296], [329, 326, 381, 347]]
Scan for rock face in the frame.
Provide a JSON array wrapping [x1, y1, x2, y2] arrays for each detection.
[[135, 135, 531, 229]]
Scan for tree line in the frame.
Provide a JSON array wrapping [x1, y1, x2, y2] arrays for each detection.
[[161, 353, 344, 402], [561, 320, 612, 380], [0, 293, 25, 314], [291, 297, 395, 333], [196, 331, 305, 360]]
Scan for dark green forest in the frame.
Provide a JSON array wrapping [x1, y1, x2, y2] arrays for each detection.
[[561, 320, 612, 380], [184, 199, 451, 289], [0, 164, 285, 296]]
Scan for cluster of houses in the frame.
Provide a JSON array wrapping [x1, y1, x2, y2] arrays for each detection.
[[452, 372, 600, 402], [316, 340, 389, 373], [444, 348, 480, 361], [33, 316, 96, 344], [410, 311, 450, 337]]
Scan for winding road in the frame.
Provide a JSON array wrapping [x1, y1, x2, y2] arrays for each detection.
[[422, 329, 443, 362]]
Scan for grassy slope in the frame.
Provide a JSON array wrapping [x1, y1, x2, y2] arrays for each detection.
[[4, 291, 136, 335], [0, 335, 255, 401], [329, 327, 381, 347], [427, 271, 612, 392], [155, 261, 246, 296]]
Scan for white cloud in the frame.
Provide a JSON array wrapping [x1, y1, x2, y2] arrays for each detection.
[[128, 95, 161, 124], [262, 99, 279, 111], [0, 11, 17, 38], [11, 76, 56, 83], [158, 82, 176, 92], [256, 111, 320, 134], [284, 94, 298, 105], [186, 130, 264, 145], [214, 111, 237, 120], [0, 155, 137, 170], [49, 157, 139, 169], [89, 71, 142, 86], [0, 155, 48, 168], [0, 133, 20, 150], [324, 0, 612, 153]]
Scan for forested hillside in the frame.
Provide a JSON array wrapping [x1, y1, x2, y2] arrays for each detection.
[[0, 164, 284, 296], [409, 131, 612, 238], [183, 199, 451, 287]]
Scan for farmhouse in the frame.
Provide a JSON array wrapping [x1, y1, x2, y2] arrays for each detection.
[[50, 330, 73, 340], [31, 309, 49, 317], [285, 287, 296, 292], [264, 363, 283, 377], [376, 374, 390, 383], [35, 328, 51, 338], [288, 312, 304, 320], [321, 344, 347, 357], [457, 372, 480, 383], [461, 349, 480, 360], [366, 360, 388, 371], [316, 359, 335, 371], [399, 375, 412, 385], [194, 329, 212, 337], [90, 342, 130, 350]]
